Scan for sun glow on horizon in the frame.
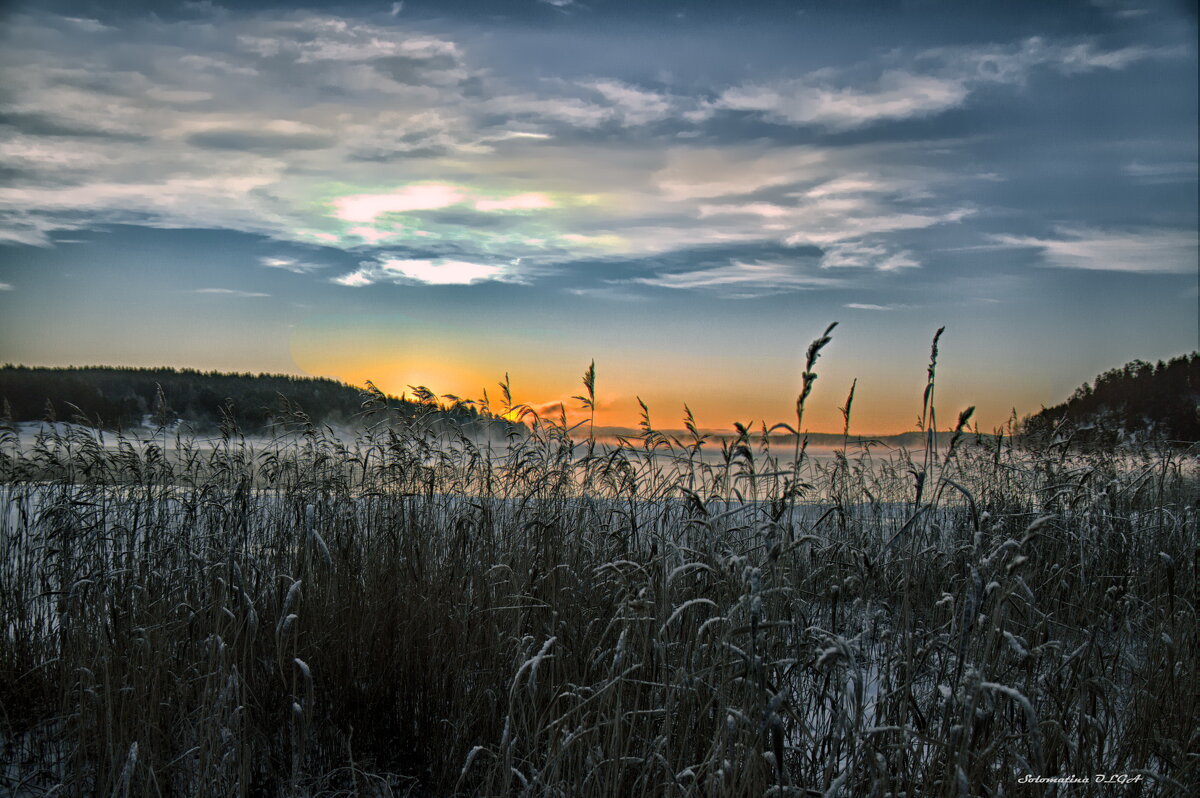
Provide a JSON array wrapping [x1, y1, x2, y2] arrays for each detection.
[[285, 306, 1046, 436]]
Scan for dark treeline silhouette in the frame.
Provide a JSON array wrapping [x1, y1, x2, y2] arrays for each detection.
[[0, 365, 486, 433], [1023, 353, 1200, 445]]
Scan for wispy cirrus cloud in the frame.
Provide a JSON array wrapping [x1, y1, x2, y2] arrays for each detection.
[[721, 36, 1184, 130], [844, 302, 906, 311], [917, 36, 1180, 83], [991, 226, 1198, 273], [1122, 160, 1199, 183], [195, 288, 270, 297], [259, 256, 324, 273], [820, 242, 921, 271], [633, 259, 843, 298], [720, 71, 969, 130]]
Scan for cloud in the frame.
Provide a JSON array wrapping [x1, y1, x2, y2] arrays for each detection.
[[0, 8, 1186, 298], [584, 80, 679, 125], [633, 259, 843, 298], [0, 282, 14, 291], [235, 15, 462, 68], [332, 270, 374, 287], [721, 37, 1180, 131], [57, 16, 114, 33], [844, 302, 917, 311], [1046, 42, 1169, 74], [380, 258, 506, 284], [1122, 160, 1199, 183], [821, 242, 921, 271], [259, 256, 323, 273], [334, 257, 514, 286], [186, 127, 336, 153], [484, 76, 709, 131], [333, 185, 467, 222], [474, 193, 556, 212], [195, 288, 270, 297], [144, 88, 214, 104], [991, 227, 1198, 273], [654, 146, 828, 201], [720, 71, 969, 129], [483, 94, 613, 128], [563, 285, 648, 301], [923, 36, 1185, 85], [0, 111, 150, 142]]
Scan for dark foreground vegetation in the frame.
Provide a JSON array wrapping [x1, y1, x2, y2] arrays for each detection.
[[0, 365, 488, 433], [1, 334, 1197, 796]]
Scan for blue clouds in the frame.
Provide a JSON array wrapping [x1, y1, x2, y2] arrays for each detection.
[[0, 0, 1194, 301], [186, 127, 337, 152]]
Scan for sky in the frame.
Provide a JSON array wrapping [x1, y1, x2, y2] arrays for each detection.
[[0, 0, 1196, 434]]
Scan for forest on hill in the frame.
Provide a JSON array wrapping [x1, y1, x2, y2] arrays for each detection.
[[1022, 352, 1200, 445], [0, 365, 483, 433], [4, 355, 1199, 443]]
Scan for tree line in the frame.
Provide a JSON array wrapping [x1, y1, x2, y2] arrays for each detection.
[[1022, 352, 1200, 445], [0, 365, 487, 433]]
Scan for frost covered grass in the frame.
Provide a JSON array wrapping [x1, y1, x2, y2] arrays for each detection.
[[1, 333, 1196, 796]]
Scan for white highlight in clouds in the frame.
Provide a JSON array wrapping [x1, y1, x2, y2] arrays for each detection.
[[991, 227, 1198, 273], [259, 256, 324, 273], [0, 282, 14, 291], [382, 258, 504, 284], [334, 257, 511, 286], [333, 270, 374, 287], [333, 185, 465, 222]]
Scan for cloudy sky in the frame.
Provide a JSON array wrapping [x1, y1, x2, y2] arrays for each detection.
[[0, 0, 1196, 432]]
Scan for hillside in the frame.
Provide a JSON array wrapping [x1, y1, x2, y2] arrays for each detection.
[[1022, 353, 1200, 444], [0, 365, 481, 433]]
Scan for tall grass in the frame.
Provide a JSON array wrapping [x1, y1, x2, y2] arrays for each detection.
[[1, 333, 1196, 796]]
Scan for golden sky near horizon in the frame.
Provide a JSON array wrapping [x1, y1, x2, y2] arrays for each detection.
[[0, 4, 1194, 433]]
